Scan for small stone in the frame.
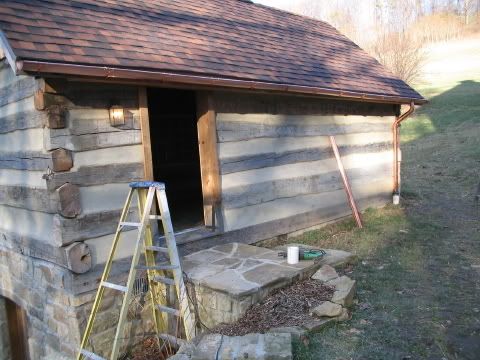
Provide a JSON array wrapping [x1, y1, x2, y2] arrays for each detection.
[[327, 276, 356, 307], [310, 301, 343, 317], [311, 265, 338, 282], [335, 308, 350, 321], [267, 326, 306, 341], [301, 318, 335, 332]]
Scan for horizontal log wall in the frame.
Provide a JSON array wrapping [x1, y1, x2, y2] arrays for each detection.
[[214, 92, 396, 234], [0, 62, 144, 271], [37, 79, 145, 264]]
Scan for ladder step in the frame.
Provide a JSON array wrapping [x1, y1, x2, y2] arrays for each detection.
[[101, 281, 127, 293], [119, 222, 142, 228], [149, 215, 162, 220], [159, 333, 187, 347], [152, 276, 175, 286], [156, 304, 180, 316], [80, 349, 106, 360], [136, 264, 179, 271], [145, 245, 169, 253]]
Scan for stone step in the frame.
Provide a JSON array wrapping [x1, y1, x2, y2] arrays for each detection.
[[172, 333, 292, 360]]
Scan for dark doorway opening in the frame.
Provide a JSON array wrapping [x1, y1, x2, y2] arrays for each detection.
[[4, 297, 28, 360], [147, 88, 204, 231]]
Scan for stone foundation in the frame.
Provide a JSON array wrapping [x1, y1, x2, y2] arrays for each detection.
[[0, 244, 155, 360]]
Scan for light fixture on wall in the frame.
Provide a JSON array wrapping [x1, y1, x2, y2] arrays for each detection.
[[109, 105, 125, 126]]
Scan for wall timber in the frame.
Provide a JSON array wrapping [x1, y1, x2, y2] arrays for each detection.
[[213, 92, 396, 235]]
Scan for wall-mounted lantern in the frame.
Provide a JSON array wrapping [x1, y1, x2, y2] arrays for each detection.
[[109, 105, 125, 126]]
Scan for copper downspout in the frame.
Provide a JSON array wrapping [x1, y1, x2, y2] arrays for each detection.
[[16, 60, 427, 106], [393, 101, 415, 195], [329, 136, 363, 228]]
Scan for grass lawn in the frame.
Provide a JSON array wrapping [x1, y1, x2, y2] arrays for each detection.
[[268, 36, 480, 359]]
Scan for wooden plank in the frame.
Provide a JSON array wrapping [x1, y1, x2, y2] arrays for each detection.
[[0, 205, 54, 244], [74, 145, 143, 168], [138, 87, 154, 180], [330, 135, 363, 228], [0, 128, 44, 152], [217, 118, 390, 142], [45, 128, 142, 151], [46, 162, 144, 190], [0, 107, 46, 134], [196, 92, 222, 229], [213, 92, 398, 116], [222, 163, 391, 209], [220, 141, 391, 174], [180, 193, 391, 255], [0, 149, 72, 171], [0, 169, 46, 188], [221, 150, 393, 189], [0, 151, 51, 171], [0, 185, 58, 213], [0, 230, 92, 273], [222, 178, 392, 232], [66, 108, 140, 135], [219, 132, 391, 159], [53, 209, 139, 245]]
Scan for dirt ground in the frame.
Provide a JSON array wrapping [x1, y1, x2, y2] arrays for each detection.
[[263, 37, 480, 359]]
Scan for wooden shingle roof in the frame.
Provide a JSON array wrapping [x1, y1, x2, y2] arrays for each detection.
[[0, 0, 425, 104]]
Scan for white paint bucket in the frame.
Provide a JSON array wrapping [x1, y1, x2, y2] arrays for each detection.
[[393, 193, 400, 205], [287, 246, 299, 265]]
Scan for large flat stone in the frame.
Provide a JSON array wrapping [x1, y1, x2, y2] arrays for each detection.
[[312, 264, 339, 282], [310, 301, 343, 317], [202, 269, 259, 297], [242, 263, 298, 288], [212, 243, 271, 258], [196, 333, 292, 360]]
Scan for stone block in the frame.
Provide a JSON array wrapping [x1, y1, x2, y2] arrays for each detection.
[[302, 317, 335, 332], [310, 301, 343, 317], [327, 276, 356, 307], [311, 265, 338, 282], [268, 326, 306, 341]]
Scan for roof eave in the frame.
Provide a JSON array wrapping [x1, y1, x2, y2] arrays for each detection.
[[17, 59, 427, 105]]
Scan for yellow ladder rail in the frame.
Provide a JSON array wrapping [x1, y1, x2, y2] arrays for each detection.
[[77, 182, 195, 360]]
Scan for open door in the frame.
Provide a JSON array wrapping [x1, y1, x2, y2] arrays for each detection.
[[147, 88, 205, 231]]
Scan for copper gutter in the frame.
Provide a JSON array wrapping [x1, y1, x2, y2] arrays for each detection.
[[329, 136, 363, 228], [393, 101, 415, 195], [16, 60, 427, 105]]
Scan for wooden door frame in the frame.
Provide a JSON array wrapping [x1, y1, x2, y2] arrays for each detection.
[[196, 92, 222, 231], [5, 297, 29, 360], [138, 87, 223, 232]]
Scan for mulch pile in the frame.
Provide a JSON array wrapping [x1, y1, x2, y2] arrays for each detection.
[[127, 337, 176, 360], [213, 279, 334, 336]]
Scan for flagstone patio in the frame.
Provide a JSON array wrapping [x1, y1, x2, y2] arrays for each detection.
[[181, 242, 355, 328]]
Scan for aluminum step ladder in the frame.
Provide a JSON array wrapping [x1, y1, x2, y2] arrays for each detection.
[[77, 182, 195, 360]]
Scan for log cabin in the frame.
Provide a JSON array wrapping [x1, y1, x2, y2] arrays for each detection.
[[0, 0, 425, 358]]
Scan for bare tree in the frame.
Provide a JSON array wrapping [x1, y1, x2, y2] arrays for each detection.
[[371, 31, 425, 84]]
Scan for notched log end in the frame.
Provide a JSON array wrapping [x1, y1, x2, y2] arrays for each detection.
[[57, 183, 82, 218], [51, 148, 73, 172], [64, 242, 92, 274], [46, 104, 66, 129]]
